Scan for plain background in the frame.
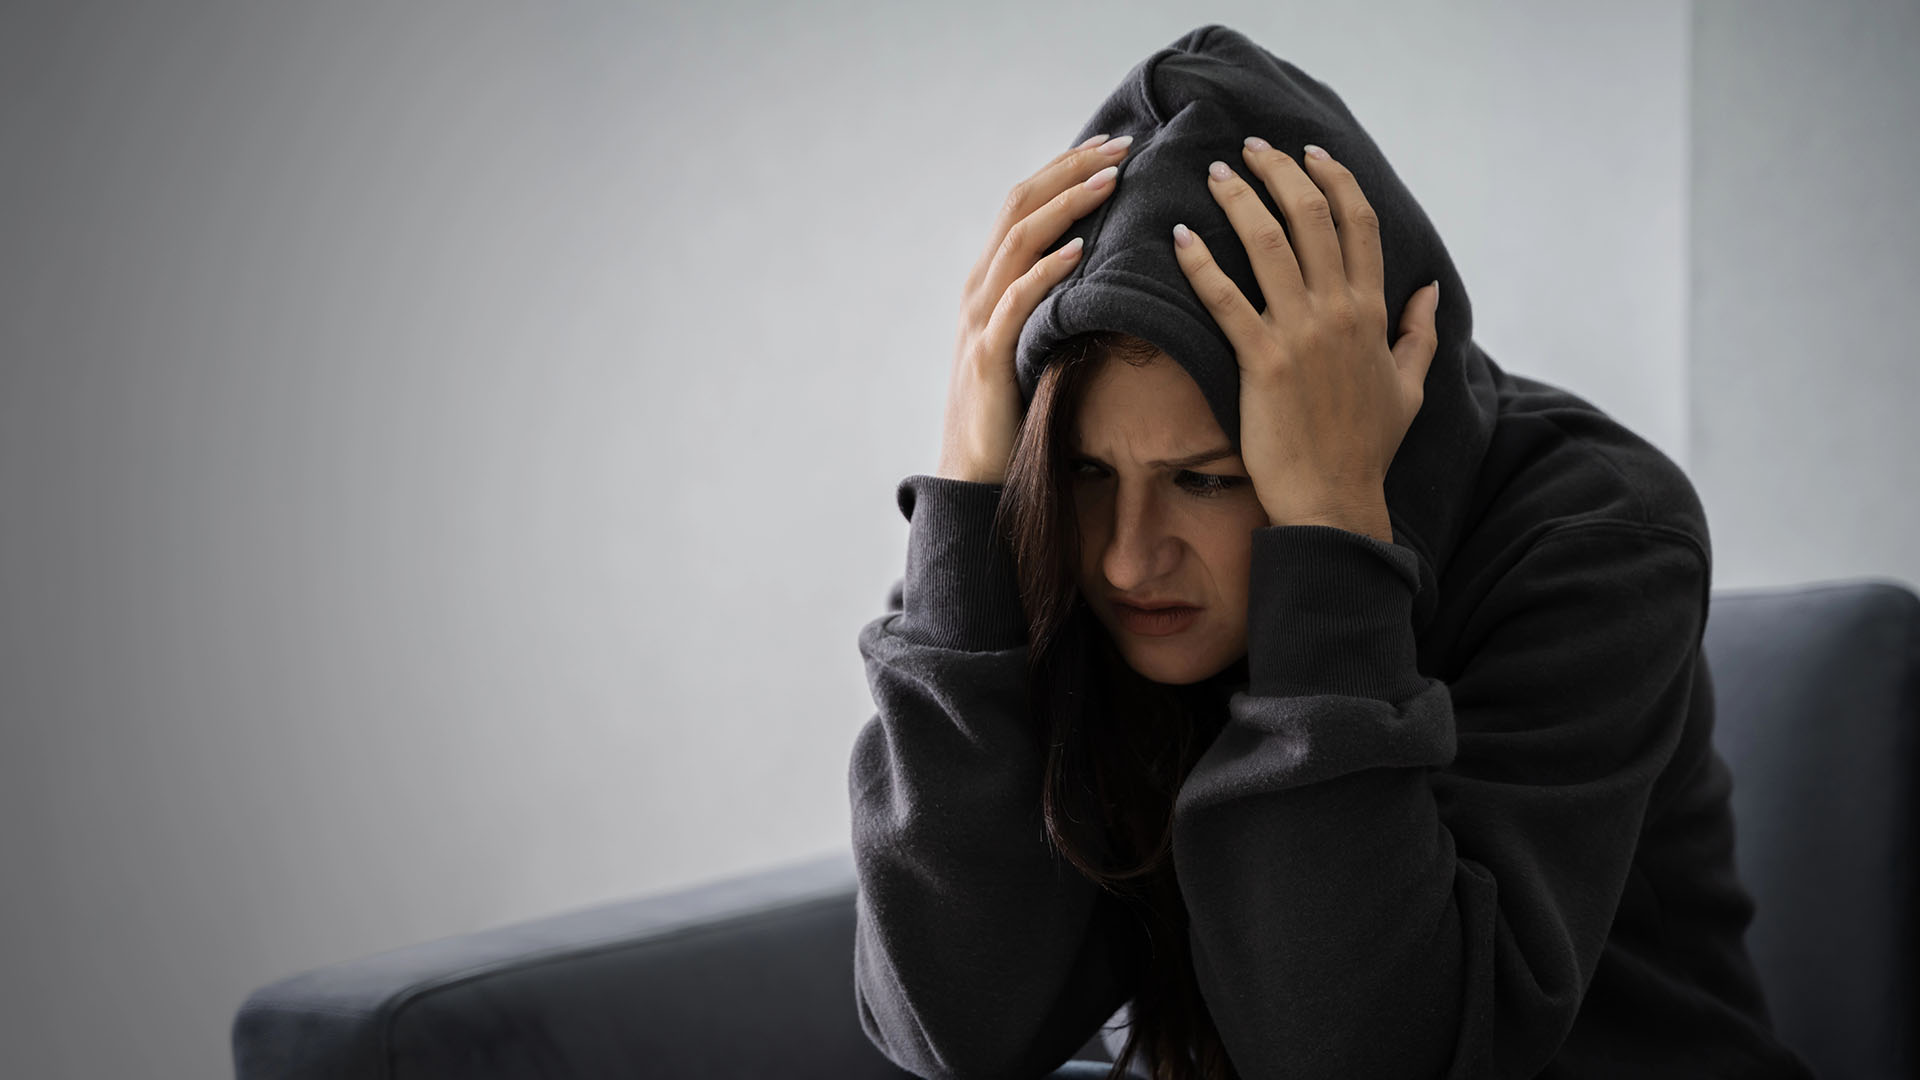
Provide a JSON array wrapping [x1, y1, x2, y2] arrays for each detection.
[[1, 1, 1914, 1076]]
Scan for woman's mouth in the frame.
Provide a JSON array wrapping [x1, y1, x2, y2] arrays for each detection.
[[1114, 602, 1201, 636]]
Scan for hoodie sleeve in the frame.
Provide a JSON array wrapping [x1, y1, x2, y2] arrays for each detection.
[[1170, 520, 1706, 1079], [848, 474, 1141, 1080]]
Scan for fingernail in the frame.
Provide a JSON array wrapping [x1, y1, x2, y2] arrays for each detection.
[[1077, 133, 1110, 149], [1208, 160, 1231, 181], [1083, 165, 1117, 190], [1100, 134, 1134, 156], [1243, 135, 1270, 152], [1173, 223, 1194, 248], [1304, 144, 1328, 160]]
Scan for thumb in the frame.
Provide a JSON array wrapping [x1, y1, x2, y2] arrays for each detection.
[[1392, 279, 1440, 387]]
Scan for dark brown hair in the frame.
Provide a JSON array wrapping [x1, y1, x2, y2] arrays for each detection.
[[988, 330, 1240, 1080]]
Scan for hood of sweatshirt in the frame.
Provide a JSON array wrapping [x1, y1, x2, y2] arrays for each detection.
[[1015, 24, 1499, 634]]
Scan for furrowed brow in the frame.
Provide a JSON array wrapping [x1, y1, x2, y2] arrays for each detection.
[[1070, 445, 1237, 469]]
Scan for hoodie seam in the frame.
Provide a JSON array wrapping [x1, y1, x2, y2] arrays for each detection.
[[1526, 519, 1713, 657], [1534, 410, 1698, 541], [1526, 519, 1709, 576], [1140, 43, 1185, 128]]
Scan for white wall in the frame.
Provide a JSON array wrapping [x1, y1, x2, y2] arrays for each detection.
[[1690, 0, 1920, 592], [6, 2, 1900, 1077]]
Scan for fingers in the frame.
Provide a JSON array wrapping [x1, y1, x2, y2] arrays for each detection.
[[1204, 154, 1310, 314], [966, 135, 1133, 304], [1169, 222, 1271, 367], [973, 231, 1086, 384], [1208, 140, 1385, 323], [1289, 144, 1385, 311]]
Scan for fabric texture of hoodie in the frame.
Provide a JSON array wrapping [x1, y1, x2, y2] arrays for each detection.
[[849, 23, 1816, 1079]]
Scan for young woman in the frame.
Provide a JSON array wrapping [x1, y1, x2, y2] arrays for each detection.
[[848, 24, 1815, 1080]]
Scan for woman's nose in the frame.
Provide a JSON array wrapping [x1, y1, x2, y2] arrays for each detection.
[[1101, 489, 1176, 588]]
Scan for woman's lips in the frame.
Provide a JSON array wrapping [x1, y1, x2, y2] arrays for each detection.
[[1114, 602, 1201, 636]]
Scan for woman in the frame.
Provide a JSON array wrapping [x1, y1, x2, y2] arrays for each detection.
[[849, 24, 1815, 1080]]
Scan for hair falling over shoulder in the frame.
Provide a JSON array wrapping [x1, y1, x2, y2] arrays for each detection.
[[992, 331, 1241, 1080]]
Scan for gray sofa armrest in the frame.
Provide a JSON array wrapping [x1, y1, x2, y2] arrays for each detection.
[[231, 849, 919, 1079]]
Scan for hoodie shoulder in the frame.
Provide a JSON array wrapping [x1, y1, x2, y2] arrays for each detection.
[[1456, 367, 1711, 572]]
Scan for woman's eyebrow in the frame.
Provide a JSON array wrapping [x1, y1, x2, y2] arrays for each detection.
[[1070, 445, 1237, 469]]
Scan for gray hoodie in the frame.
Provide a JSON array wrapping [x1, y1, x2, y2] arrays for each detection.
[[849, 23, 1815, 1080]]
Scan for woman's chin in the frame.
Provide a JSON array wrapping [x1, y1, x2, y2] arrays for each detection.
[[1117, 637, 1222, 686]]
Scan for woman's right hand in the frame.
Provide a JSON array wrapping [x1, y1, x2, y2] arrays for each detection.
[[935, 133, 1133, 485]]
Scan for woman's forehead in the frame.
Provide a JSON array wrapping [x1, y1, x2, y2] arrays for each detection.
[[1074, 356, 1217, 432]]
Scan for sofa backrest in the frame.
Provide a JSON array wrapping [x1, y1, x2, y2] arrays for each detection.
[[1704, 580, 1920, 1080]]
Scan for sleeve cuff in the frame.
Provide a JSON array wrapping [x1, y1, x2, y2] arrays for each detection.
[[889, 474, 1028, 652], [1245, 524, 1428, 702]]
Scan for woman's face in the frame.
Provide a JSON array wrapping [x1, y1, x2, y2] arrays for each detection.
[[1070, 350, 1270, 685]]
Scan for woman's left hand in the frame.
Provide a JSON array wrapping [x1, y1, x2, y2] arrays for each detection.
[[1172, 138, 1440, 544]]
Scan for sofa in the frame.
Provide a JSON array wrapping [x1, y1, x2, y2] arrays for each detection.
[[232, 580, 1919, 1079]]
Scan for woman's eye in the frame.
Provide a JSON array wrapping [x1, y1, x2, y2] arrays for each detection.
[[1070, 460, 1245, 498], [1176, 471, 1246, 497]]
